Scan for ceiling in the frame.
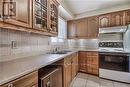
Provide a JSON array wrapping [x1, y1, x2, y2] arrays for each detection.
[[64, 0, 130, 15]]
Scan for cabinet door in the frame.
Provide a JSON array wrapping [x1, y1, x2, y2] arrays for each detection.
[[79, 52, 87, 72], [87, 52, 99, 75], [49, 0, 59, 34], [71, 53, 78, 79], [33, 0, 48, 30], [67, 21, 77, 39], [110, 11, 126, 26], [64, 60, 72, 87], [126, 10, 130, 24], [99, 14, 110, 28], [76, 19, 88, 38], [87, 16, 99, 38], [3, 0, 32, 28], [75, 53, 79, 74]]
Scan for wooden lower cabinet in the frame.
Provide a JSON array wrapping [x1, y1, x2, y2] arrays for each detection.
[[71, 53, 78, 80], [79, 52, 99, 75], [79, 52, 87, 72], [56, 53, 78, 87], [64, 57, 72, 87], [0, 71, 38, 87]]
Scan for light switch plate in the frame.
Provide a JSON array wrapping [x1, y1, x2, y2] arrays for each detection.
[[11, 41, 17, 49]]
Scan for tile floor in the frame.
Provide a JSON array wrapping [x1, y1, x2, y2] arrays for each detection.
[[70, 73, 130, 87]]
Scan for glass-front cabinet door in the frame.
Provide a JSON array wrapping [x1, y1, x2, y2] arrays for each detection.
[[33, 0, 48, 31], [48, 0, 59, 34]]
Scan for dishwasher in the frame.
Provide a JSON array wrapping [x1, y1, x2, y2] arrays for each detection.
[[38, 65, 63, 87]]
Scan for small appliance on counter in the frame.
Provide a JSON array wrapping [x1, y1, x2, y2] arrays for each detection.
[[98, 25, 130, 83]]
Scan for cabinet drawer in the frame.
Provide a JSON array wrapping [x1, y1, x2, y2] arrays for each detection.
[[87, 52, 98, 56], [0, 71, 38, 87]]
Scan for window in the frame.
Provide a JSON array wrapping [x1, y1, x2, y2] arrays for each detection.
[[51, 17, 67, 43], [58, 17, 67, 39]]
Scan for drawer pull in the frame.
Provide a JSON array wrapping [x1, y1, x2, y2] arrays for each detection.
[[8, 83, 13, 87]]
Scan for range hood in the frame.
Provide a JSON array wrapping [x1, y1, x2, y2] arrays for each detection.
[[99, 26, 127, 34]]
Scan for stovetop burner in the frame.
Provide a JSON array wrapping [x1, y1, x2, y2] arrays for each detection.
[[99, 42, 123, 48]]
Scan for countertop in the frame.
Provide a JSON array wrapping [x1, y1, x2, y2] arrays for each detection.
[[1, 48, 128, 85], [0, 51, 78, 85]]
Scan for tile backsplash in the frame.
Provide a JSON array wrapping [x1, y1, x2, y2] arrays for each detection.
[[0, 28, 98, 62], [0, 28, 52, 62], [68, 39, 99, 49]]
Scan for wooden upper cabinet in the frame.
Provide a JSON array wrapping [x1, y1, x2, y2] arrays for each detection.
[[87, 16, 99, 38], [76, 19, 88, 38], [48, 0, 59, 34], [67, 19, 88, 39], [67, 21, 77, 38], [99, 14, 111, 28], [3, 0, 32, 28], [33, 0, 48, 30], [126, 10, 130, 24], [110, 11, 126, 26]]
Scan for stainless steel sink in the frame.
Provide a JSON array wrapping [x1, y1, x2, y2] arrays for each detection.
[[48, 50, 72, 54]]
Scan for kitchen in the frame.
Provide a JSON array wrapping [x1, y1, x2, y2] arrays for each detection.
[[0, 0, 130, 87]]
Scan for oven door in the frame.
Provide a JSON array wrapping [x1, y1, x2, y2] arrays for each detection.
[[99, 52, 130, 72]]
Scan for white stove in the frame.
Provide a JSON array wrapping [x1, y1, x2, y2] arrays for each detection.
[[98, 42, 130, 83]]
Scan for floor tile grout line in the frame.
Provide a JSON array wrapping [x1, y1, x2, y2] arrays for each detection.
[[85, 76, 89, 87], [70, 73, 130, 87]]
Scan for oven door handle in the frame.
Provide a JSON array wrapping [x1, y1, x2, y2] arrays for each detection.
[[99, 52, 130, 56]]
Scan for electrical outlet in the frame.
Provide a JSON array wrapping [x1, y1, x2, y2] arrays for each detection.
[[11, 41, 17, 49]]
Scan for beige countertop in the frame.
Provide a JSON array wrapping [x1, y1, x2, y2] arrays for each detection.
[[0, 49, 99, 85], [0, 51, 78, 85], [0, 47, 129, 85]]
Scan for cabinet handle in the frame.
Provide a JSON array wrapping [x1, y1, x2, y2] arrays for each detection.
[[3, 1, 16, 19], [46, 80, 51, 87], [8, 83, 13, 87]]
